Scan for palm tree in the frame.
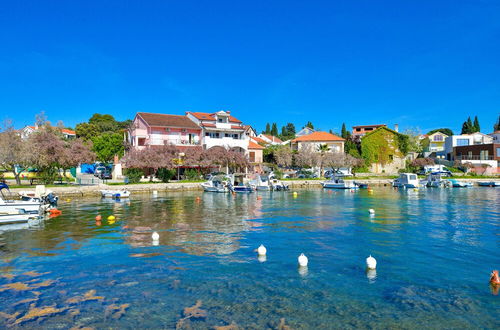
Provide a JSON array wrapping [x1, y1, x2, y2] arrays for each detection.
[[317, 144, 330, 153]]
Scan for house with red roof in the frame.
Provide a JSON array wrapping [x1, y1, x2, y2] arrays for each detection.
[[258, 134, 283, 145], [186, 110, 250, 152], [290, 131, 345, 153], [21, 125, 76, 139], [128, 112, 203, 150]]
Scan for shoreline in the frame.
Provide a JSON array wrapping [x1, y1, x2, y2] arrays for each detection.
[[7, 178, 498, 197]]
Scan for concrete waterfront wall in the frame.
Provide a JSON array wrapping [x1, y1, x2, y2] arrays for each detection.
[[8, 178, 497, 198]]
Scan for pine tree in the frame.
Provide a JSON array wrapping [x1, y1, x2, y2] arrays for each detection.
[[341, 123, 348, 139], [281, 126, 287, 137], [473, 116, 480, 132], [329, 129, 333, 134], [466, 117, 473, 133], [461, 121, 469, 135], [304, 121, 314, 129], [285, 123, 296, 137], [271, 123, 278, 136], [495, 115, 500, 131], [265, 123, 271, 134]]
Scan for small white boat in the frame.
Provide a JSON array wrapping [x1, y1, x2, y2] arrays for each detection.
[[392, 173, 420, 188], [0, 210, 42, 225], [270, 178, 289, 191], [478, 181, 500, 187], [321, 175, 358, 189], [425, 173, 446, 188], [200, 175, 231, 193], [448, 179, 473, 188], [100, 190, 131, 198], [0, 183, 42, 215], [18, 185, 59, 212], [250, 175, 271, 191]]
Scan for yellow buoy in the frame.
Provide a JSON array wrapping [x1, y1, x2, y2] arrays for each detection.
[[107, 215, 116, 221], [293, 192, 298, 198], [66, 198, 71, 202]]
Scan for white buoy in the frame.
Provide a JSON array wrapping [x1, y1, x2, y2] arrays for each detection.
[[258, 255, 267, 263], [366, 269, 377, 282], [152, 231, 159, 241], [257, 244, 267, 256], [369, 208, 375, 215], [366, 255, 377, 269], [298, 253, 308, 267]]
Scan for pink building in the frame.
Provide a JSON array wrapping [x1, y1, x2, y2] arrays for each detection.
[[128, 112, 202, 150]]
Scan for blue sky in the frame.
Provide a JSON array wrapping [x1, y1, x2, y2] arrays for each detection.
[[0, 0, 499, 134]]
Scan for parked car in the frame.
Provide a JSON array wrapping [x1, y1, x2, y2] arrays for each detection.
[[204, 172, 226, 180], [296, 170, 318, 179], [99, 170, 112, 180], [94, 166, 107, 177]]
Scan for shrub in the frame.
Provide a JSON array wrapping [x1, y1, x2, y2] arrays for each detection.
[[39, 168, 58, 184], [124, 168, 143, 184], [184, 169, 202, 180]]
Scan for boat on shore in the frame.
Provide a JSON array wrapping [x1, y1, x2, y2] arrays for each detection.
[[100, 190, 131, 198], [477, 181, 500, 187], [392, 173, 420, 188], [425, 173, 447, 188], [270, 178, 289, 191], [321, 175, 358, 189]]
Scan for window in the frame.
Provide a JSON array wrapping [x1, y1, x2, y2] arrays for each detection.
[[225, 133, 230, 137], [249, 152, 255, 162], [480, 150, 489, 160], [433, 135, 443, 142], [356, 128, 361, 132], [232, 134, 239, 139], [456, 139, 469, 146], [138, 138, 146, 146], [388, 154, 394, 161], [365, 127, 373, 131], [497, 147, 500, 157]]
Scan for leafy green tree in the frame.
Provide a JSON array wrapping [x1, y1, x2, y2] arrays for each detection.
[[473, 116, 480, 132], [427, 128, 453, 136], [304, 121, 314, 129], [92, 132, 125, 162], [271, 123, 279, 136], [75, 122, 100, 141]]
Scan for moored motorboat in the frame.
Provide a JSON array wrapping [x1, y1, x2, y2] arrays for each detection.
[[200, 175, 231, 193], [478, 181, 500, 187], [231, 183, 255, 193], [0, 211, 41, 225], [250, 175, 271, 191], [270, 178, 289, 191], [100, 190, 131, 198], [321, 175, 358, 189], [425, 173, 446, 188], [392, 173, 420, 188], [448, 179, 473, 188], [0, 183, 42, 215]]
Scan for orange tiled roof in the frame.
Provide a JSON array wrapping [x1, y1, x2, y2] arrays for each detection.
[[251, 137, 267, 144], [292, 131, 344, 142], [188, 111, 242, 123], [248, 141, 264, 149], [61, 128, 76, 135], [262, 134, 283, 143]]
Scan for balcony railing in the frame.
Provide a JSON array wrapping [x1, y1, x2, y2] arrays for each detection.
[[456, 155, 494, 160], [145, 139, 200, 146]]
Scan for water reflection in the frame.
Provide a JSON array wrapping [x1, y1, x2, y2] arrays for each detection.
[[0, 188, 498, 329]]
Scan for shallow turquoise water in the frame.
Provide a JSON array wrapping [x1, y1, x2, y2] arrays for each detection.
[[0, 188, 498, 329]]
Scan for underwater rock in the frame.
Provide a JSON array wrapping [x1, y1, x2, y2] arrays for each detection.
[[214, 322, 239, 330], [0, 281, 32, 292], [66, 290, 104, 304], [12, 303, 69, 325], [11, 291, 41, 307], [0, 311, 21, 323], [22, 271, 50, 277], [0, 273, 15, 279], [105, 303, 130, 320], [278, 318, 291, 330], [183, 300, 207, 319], [31, 279, 56, 289]]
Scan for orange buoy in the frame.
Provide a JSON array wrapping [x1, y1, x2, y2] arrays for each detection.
[[49, 209, 62, 215], [257, 196, 262, 200], [95, 215, 102, 221], [95, 220, 102, 226], [491, 270, 500, 285], [122, 225, 129, 230], [195, 197, 201, 202]]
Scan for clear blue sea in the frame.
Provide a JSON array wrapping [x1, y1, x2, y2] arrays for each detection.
[[0, 187, 498, 329]]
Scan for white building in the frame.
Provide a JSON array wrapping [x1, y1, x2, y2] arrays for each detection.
[[21, 125, 76, 139], [186, 111, 249, 152], [489, 130, 500, 143], [444, 132, 493, 160]]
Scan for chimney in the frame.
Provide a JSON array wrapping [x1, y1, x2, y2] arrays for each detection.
[[394, 124, 399, 132]]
